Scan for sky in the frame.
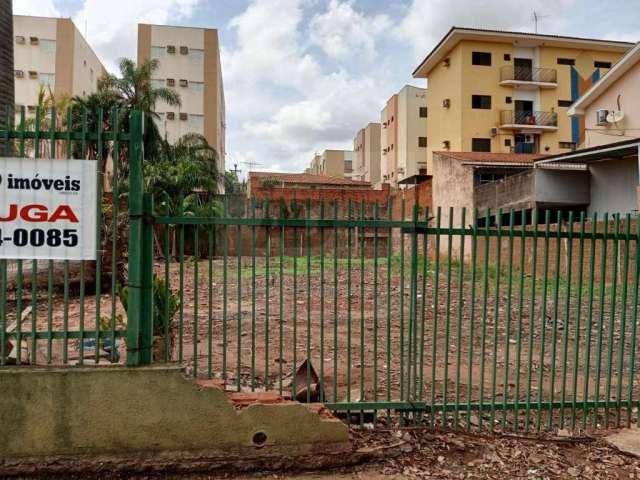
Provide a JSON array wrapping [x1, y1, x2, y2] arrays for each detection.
[[12, 0, 640, 178]]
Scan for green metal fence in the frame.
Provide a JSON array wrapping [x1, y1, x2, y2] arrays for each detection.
[[2, 107, 640, 434], [154, 200, 640, 432], [0, 107, 141, 366]]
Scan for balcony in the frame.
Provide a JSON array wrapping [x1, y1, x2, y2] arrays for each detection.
[[500, 110, 558, 131], [499, 66, 557, 88]]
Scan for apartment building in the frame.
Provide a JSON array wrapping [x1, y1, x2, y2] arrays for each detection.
[[13, 15, 105, 112], [353, 122, 381, 184], [412, 27, 633, 171], [138, 24, 225, 177], [0, 2, 13, 121], [306, 149, 355, 179], [380, 85, 428, 187]]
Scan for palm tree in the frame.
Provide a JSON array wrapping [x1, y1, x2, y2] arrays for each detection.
[[97, 58, 181, 160]]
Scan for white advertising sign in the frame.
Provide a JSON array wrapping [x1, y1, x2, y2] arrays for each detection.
[[0, 158, 97, 260]]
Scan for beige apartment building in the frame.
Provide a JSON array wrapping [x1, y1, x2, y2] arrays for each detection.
[[412, 27, 633, 171], [380, 85, 428, 187], [353, 122, 381, 184], [13, 15, 105, 112], [306, 149, 355, 179], [138, 23, 225, 177]]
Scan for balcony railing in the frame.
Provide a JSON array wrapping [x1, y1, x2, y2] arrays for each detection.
[[500, 65, 557, 84], [500, 110, 558, 128]]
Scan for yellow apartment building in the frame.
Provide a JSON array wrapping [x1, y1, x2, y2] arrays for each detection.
[[353, 122, 381, 184], [13, 15, 105, 113], [138, 23, 225, 182], [412, 27, 633, 171], [306, 149, 355, 179]]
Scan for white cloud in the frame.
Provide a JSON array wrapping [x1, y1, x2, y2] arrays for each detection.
[[224, 0, 394, 174], [71, 0, 200, 73], [12, 0, 60, 16], [309, 0, 391, 62], [395, 0, 576, 63]]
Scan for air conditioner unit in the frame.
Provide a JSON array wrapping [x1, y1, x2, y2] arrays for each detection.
[[14, 70, 24, 78], [442, 98, 451, 108], [443, 57, 450, 67], [15, 35, 25, 44], [179, 79, 188, 87], [166, 45, 176, 54], [443, 140, 450, 149], [596, 109, 609, 126], [490, 127, 498, 136], [180, 46, 189, 55], [166, 112, 175, 120]]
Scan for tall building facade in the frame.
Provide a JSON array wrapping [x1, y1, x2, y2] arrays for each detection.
[[306, 149, 355, 179], [13, 16, 105, 111], [353, 122, 381, 184], [0, 1, 13, 122], [412, 28, 633, 171], [380, 85, 428, 187], [137, 24, 225, 178]]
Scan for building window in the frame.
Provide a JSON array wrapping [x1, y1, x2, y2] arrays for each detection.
[[419, 106, 428, 118], [166, 45, 176, 54], [594, 61, 612, 69], [179, 79, 188, 87], [188, 49, 204, 62], [472, 138, 491, 152], [558, 100, 573, 107], [472, 51, 492, 66], [418, 137, 427, 148], [39, 73, 55, 87], [179, 112, 188, 121], [472, 95, 491, 109], [559, 141, 576, 149], [190, 81, 204, 93], [166, 112, 175, 120], [504, 138, 511, 147], [557, 58, 575, 66], [150, 46, 165, 58], [504, 53, 511, 61], [39, 39, 56, 54], [166, 78, 175, 87], [180, 46, 189, 55], [505, 96, 512, 104]]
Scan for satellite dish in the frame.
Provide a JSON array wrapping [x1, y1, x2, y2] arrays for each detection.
[[607, 110, 625, 123]]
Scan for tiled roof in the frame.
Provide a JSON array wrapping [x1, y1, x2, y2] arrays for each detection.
[[249, 171, 371, 187], [433, 151, 548, 164]]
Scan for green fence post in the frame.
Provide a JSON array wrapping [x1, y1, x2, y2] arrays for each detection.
[[126, 109, 152, 365]]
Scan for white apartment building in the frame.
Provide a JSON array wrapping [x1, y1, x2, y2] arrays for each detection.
[[353, 122, 381, 184], [381, 85, 428, 187], [13, 15, 105, 113], [138, 24, 225, 180]]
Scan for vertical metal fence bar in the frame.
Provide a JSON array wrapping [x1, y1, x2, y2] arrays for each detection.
[[319, 200, 325, 402], [430, 207, 442, 428], [163, 207, 170, 364], [306, 199, 312, 403], [223, 197, 229, 383], [559, 211, 575, 428], [251, 199, 256, 389], [570, 212, 586, 429], [109, 107, 120, 363], [0, 106, 9, 366], [453, 208, 466, 430], [501, 210, 516, 430], [490, 209, 503, 430], [547, 211, 563, 429], [399, 199, 405, 406], [407, 203, 419, 409], [466, 209, 479, 430], [292, 205, 298, 399], [478, 209, 491, 429], [536, 210, 551, 431], [179, 204, 185, 364], [333, 200, 339, 404], [525, 209, 539, 432], [626, 217, 640, 426], [279, 201, 285, 395], [207, 200, 214, 377], [615, 214, 631, 426], [31, 107, 42, 362], [582, 212, 598, 428], [264, 200, 271, 388], [94, 109, 104, 364], [373, 201, 379, 408], [442, 208, 454, 422], [418, 206, 430, 406], [513, 210, 527, 431], [604, 214, 620, 428], [236, 210, 242, 392], [346, 199, 353, 404], [593, 213, 609, 427], [193, 222, 200, 378], [359, 201, 366, 422], [15, 106, 24, 365], [385, 199, 392, 425]]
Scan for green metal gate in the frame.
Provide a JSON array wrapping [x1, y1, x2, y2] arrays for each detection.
[[2, 108, 640, 434]]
